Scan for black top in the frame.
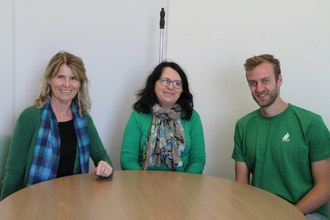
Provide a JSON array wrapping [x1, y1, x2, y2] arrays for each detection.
[[56, 119, 77, 178]]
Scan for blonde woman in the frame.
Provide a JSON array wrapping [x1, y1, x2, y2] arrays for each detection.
[[1, 51, 113, 200]]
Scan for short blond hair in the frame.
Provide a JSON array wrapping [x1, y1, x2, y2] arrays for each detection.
[[244, 54, 281, 80]]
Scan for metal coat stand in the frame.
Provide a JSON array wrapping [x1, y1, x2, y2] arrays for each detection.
[[159, 8, 165, 63]]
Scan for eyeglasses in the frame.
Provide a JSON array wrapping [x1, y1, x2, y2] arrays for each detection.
[[159, 77, 183, 89]]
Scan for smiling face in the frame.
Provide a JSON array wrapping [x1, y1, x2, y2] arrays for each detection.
[[48, 64, 81, 105], [155, 67, 183, 108], [246, 62, 282, 108]]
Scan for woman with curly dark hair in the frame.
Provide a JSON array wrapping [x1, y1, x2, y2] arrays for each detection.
[[120, 61, 206, 174]]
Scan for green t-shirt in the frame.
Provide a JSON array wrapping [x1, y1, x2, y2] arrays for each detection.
[[232, 104, 330, 214]]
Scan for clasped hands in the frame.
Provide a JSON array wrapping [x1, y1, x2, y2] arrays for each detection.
[[95, 160, 113, 177]]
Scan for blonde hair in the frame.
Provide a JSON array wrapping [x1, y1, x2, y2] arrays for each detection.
[[34, 51, 91, 115], [244, 54, 281, 81]]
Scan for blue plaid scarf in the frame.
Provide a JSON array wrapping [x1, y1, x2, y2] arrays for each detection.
[[27, 100, 90, 186]]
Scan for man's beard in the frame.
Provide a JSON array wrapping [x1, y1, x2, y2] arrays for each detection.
[[252, 86, 279, 108]]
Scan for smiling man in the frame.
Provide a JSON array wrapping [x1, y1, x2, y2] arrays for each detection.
[[231, 54, 330, 220]]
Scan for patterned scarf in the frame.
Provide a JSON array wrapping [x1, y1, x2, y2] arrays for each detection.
[[27, 100, 90, 186], [142, 104, 185, 170]]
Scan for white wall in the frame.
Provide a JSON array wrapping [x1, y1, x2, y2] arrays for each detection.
[[0, 0, 167, 170], [1, 0, 329, 180], [0, 0, 14, 136], [166, 0, 330, 179]]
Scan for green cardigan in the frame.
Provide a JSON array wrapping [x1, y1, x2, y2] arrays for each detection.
[[1, 106, 112, 200], [120, 110, 206, 174]]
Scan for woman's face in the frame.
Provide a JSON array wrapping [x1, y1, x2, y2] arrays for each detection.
[[48, 64, 81, 105], [155, 67, 183, 108]]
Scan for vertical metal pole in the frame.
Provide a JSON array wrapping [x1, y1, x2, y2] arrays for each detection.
[[159, 8, 165, 63]]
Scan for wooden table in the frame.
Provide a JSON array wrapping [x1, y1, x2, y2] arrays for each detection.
[[0, 170, 305, 219]]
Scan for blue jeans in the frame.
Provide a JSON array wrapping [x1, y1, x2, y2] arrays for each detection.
[[305, 212, 328, 220]]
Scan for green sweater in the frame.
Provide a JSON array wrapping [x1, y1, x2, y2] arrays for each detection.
[[120, 110, 206, 174], [1, 106, 112, 200]]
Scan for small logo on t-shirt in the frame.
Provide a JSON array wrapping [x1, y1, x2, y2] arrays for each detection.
[[282, 132, 290, 142]]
